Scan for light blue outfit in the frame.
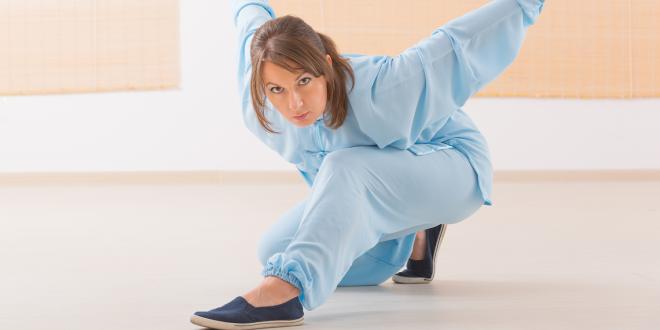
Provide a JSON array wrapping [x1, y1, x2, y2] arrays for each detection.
[[233, 0, 544, 311]]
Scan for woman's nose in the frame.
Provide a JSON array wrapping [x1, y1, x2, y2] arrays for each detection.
[[288, 92, 303, 111]]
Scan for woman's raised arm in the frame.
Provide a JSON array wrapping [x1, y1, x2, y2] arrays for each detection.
[[351, 0, 545, 149], [232, 1, 276, 131]]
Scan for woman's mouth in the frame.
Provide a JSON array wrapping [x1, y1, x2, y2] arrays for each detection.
[[293, 112, 309, 120]]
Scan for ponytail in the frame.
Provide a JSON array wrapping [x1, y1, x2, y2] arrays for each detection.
[[316, 31, 355, 129]]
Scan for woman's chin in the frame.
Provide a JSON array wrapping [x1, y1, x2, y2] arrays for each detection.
[[290, 120, 314, 128]]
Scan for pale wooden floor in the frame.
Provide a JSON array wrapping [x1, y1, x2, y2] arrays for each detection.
[[1, 179, 659, 329]]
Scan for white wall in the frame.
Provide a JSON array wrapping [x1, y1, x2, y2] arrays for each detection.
[[468, 98, 660, 170], [0, 0, 658, 173]]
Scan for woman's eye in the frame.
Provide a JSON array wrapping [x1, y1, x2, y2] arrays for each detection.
[[270, 86, 283, 94], [299, 77, 311, 85]]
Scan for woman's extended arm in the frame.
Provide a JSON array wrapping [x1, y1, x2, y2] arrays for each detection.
[[351, 0, 545, 149]]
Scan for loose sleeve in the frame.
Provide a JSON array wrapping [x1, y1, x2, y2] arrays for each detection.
[[232, 1, 279, 136], [351, 0, 545, 149], [233, 0, 275, 89]]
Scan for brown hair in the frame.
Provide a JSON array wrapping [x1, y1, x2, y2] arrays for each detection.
[[249, 15, 355, 133]]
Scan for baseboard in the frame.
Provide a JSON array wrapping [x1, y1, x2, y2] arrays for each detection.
[[492, 170, 660, 182], [0, 170, 659, 186]]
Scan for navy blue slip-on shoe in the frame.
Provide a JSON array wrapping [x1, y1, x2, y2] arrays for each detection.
[[392, 223, 447, 284], [190, 296, 304, 330]]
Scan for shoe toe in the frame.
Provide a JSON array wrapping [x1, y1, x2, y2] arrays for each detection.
[[192, 296, 304, 326], [193, 297, 249, 323], [394, 269, 417, 277]]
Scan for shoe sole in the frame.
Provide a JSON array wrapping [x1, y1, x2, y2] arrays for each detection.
[[390, 275, 433, 284], [391, 224, 447, 284], [190, 315, 304, 330]]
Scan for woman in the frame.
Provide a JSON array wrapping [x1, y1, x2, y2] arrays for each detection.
[[192, 0, 544, 329]]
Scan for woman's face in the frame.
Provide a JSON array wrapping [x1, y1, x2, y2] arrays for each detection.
[[261, 55, 332, 127]]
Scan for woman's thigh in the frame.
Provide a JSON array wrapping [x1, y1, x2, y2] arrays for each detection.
[[315, 145, 483, 241]]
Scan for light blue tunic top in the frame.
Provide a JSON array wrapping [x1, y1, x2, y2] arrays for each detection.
[[233, 0, 545, 207]]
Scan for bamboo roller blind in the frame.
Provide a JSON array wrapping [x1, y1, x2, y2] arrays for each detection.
[[270, 0, 659, 99], [0, 0, 180, 95]]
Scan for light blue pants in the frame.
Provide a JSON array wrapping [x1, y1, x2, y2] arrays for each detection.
[[258, 146, 484, 310]]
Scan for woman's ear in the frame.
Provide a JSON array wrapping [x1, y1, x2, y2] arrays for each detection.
[[326, 54, 332, 66]]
